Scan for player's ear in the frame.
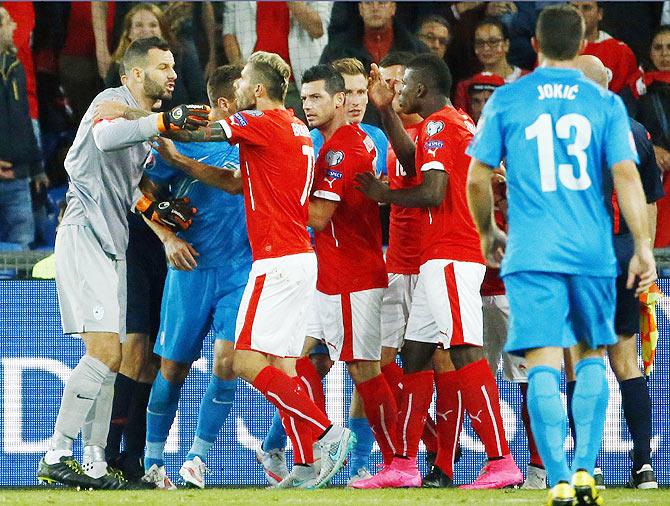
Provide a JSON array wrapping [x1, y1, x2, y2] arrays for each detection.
[[578, 38, 587, 54], [254, 83, 264, 99], [130, 66, 144, 84], [416, 83, 427, 98], [335, 91, 345, 108], [530, 36, 539, 54]]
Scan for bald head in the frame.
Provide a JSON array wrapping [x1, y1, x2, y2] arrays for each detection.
[[575, 55, 609, 89]]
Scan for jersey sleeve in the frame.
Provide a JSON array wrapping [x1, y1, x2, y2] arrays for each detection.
[[604, 94, 640, 168], [218, 110, 269, 147], [466, 92, 505, 168], [312, 147, 348, 201], [418, 119, 455, 173]]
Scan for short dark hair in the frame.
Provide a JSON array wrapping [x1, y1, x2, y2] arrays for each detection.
[[122, 36, 171, 70], [536, 5, 585, 60], [407, 53, 453, 96], [248, 51, 291, 102], [207, 64, 242, 104], [474, 17, 508, 40], [302, 64, 345, 96], [417, 14, 450, 33], [379, 51, 415, 68]]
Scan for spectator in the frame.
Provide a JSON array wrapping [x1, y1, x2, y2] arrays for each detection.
[[0, 7, 43, 249], [416, 14, 450, 59], [453, 18, 528, 110], [60, 2, 115, 122], [223, 1, 332, 119], [572, 1, 638, 93], [633, 25, 670, 247], [319, 1, 427, 69], [105, 3, 206, 108], [463, 72, 505, 123]]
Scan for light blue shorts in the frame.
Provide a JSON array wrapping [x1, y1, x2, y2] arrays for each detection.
[[154, 266, 248, 363], [504, 271, 617, 356]]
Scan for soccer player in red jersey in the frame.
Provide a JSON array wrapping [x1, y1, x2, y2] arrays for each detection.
[[299, 64, 400, 477], [378, 52, 447, 486], [352, 53, 522, 489], [172, 51, 354, 489]]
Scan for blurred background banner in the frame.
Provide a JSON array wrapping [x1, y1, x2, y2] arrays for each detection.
[[1, 279, 669, 487]]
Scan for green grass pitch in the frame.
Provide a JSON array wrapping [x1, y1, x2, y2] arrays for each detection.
[[0, 488, 668, 505]]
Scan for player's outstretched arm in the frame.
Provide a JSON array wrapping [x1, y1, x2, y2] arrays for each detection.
[[369, 63, 417, 176], [153, 137, 242, 194], [160, 121, 229, 143], [466, 158, 507, 267], [612, 160, 657, 295], [354, 168, 446, 208]]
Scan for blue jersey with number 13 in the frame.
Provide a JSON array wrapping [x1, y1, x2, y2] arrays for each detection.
[[467, 67, 639, 278]]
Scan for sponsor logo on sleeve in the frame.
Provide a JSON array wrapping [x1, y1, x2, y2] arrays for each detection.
[[426, 120, 445, 137], [245, 110, 264, 117], [425, 140, 444, 157], [231, 112, 248, 127], [325, 150, 345, 167], [324, 169, 343, 188]]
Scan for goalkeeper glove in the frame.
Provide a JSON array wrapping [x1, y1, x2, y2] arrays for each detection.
[[136, 195, 197, 231], [157, 104, 211, 132]]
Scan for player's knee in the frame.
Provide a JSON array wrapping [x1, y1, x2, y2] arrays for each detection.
[[310, 353, 333, 378], [160, 359, 190, 384], [400, 341, 436, 373], [449, 344, 484, 370], [347, 360, 381, 384]]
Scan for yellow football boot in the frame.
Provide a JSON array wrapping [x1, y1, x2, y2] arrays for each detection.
[[547, 481, 576, 506], [572, 469, 604, 505]]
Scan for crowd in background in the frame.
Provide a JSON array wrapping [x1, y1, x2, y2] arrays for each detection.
[[1, 1, 670, 253]]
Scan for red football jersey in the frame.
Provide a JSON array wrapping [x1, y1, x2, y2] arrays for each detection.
[[385, 123, 423, 275], [312, 124, 388, 295], [220, 109, 314, 260], [415, 107, 484, 265], [583, 33, 638, 93]]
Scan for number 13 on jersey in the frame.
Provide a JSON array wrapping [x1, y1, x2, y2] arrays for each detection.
[[525, 113, 592, 192]]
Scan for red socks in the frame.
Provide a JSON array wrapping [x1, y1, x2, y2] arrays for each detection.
[[381, 362, 404, 405], [295, 356, 326, 414], [356, 374, 399, 465], [382, 361, 438, 454], [253, 366, 331, 435], [396, 370, 434, 459], [520, 382, 543, 468], [434, 370, 463, 477], [458, 359, 510, 458]]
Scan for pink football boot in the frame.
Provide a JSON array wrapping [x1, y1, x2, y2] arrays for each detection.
[[459, 454, 523, 490], [350, 458, 422, 489]]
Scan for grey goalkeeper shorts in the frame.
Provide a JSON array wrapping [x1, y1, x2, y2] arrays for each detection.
[[55, 224, 126, 342]]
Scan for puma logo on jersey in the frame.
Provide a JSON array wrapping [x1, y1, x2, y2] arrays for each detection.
[[324, 168, 343, 188], [470, 410, 483, 424]]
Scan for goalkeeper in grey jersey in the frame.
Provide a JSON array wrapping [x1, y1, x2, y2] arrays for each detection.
[[37, 36, 205, 490]]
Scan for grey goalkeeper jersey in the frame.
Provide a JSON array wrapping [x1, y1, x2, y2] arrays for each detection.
[[60, 86, 161, 260]]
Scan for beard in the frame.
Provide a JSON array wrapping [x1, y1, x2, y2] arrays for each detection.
[[144, 75, 172, 102]]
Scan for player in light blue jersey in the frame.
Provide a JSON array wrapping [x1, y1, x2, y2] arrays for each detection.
[[466, 6, 656, 506], [138, 66, 253, 490]]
